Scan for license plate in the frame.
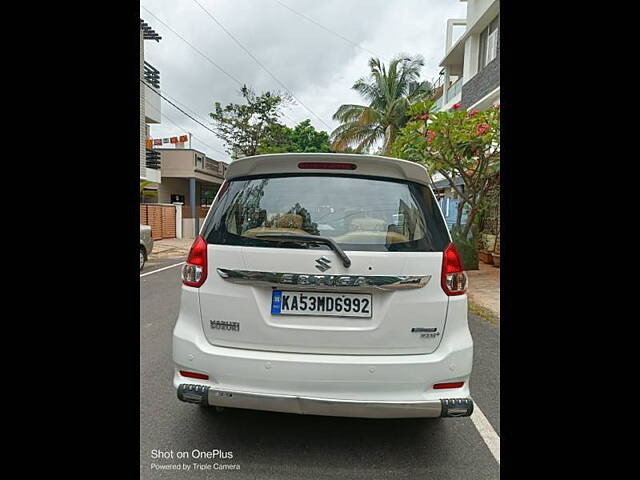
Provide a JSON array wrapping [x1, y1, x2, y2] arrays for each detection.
[[271, 290, 372, 318]]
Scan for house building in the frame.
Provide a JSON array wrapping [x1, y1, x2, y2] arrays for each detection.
[[429, 0, 500, 243], [432, 0, 500, 112], [140, 19, 162, 184], [431, 177, 469, 230], [155, 148, 228, 238]]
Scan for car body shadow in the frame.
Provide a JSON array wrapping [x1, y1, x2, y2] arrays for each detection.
[[166, 405, 475, 476]]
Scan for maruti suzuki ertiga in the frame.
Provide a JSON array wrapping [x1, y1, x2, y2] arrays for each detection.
[[173, 153, 473, 418]]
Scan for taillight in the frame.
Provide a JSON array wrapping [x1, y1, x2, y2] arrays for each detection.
[[433, 381, 464, 389], [441, 243, 467, 296], [182, 235, 208, 287], [298, 162, 357, 170], [179, 370, 209, 380]]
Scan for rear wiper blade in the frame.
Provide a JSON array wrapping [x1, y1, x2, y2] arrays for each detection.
[[255, 233, 351, 268]]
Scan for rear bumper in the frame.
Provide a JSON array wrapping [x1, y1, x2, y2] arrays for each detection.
[[173, 335, 473, 418], [173, 289, 473, 418], [177, 383, 473, 418]]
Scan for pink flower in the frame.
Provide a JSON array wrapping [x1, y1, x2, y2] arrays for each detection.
[[476, 123, 490, 136], [419, 114, 429, 120], [468, 109, 479, 117], [425, 130, 437, 143], [452, 103, 461, 110]]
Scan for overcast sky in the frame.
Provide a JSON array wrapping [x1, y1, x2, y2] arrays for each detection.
[[141, 0, 467, 162]]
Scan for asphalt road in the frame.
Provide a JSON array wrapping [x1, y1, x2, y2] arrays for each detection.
[[140, 256, 500, 479]]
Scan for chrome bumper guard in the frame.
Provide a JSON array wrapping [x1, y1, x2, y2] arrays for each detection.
[[177, 384, 473, 418]]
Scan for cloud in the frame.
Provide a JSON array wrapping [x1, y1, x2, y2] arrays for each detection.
[[142, 0, 467, 161]]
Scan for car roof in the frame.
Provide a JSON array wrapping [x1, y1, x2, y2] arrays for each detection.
[[225, 153, 431, 186]]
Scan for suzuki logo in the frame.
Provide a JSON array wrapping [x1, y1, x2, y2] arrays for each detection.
[[315, 256, 332, 272]]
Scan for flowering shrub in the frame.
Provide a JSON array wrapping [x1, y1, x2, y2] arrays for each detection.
[[476, 123, 490, 136], [390, 99, 500, 245]]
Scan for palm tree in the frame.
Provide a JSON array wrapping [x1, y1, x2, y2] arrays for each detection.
[[331, 55, 432, 155]]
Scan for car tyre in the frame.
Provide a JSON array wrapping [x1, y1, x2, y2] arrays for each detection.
[[140, 246, 146, 271]]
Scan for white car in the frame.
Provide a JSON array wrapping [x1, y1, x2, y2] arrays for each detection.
[[140, 225, 153, 271], [173, 153, 473, 418]]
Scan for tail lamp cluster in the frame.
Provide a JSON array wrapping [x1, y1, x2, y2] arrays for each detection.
[[441, 243, 467, 296], [182, 235, 208, 287]]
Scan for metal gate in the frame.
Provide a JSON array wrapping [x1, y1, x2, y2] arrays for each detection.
[[140, 204, 176, 240]]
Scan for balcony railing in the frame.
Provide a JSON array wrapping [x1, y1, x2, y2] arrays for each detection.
[[145, 148, 161, 170], [432, 95, 444, 112], [143, 61, 160, 89], [446, 77, 463, 103]]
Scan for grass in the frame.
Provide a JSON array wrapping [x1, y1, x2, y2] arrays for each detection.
[[469, 300, 499, 325]]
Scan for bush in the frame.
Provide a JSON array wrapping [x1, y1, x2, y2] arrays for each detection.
[[451, 225, 479, 270]]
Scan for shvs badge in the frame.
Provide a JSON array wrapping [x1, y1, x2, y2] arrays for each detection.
[[411, 327, 441, 338]]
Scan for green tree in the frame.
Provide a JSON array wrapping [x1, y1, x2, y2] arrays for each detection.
[[210, 86, 292, 159], [140, 180, 157, 202], [391, 101, 500, 242], [331, 55, 432, 155], [338, 146, 363, 154], [258, 119, 331, 154]]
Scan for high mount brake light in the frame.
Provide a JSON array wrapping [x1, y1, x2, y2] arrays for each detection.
[[297, 162, 357, 170], [441, 243, 467, 296], [182, 235, 208, 287]]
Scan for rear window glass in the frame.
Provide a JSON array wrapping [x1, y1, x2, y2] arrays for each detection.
[[202, 174, 450, 252]]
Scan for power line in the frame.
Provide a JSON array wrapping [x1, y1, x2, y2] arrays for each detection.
[[163, 113, 224, 156], [159, 89, 209, 123], [279, 110, 299, 125], [273, 0, 379, 58], [150, 104, 228, 160], [153, 88, 218, 135], [142, 79, 229, 158], [191, 0, 332, 130], [144, 80, 307, 156], [141, 5, 244, 87], [142, 4, 305, 128], [142, 79, 221, 137], [154, 108, 228, 158]]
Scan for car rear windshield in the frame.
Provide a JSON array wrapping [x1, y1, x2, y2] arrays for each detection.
[[201, 174, 450, 252]]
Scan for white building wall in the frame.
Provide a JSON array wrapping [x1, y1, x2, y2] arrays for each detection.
[[465, 0, 494, 28], [462, 35, 480, 84], [145, 84, 161, 123]]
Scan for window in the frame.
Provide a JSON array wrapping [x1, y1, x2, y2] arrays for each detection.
[[200, 185, 217, 206], [478, 14, 499, 71], [478, 30, 487, 71], [202, 174, 450, 252]]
